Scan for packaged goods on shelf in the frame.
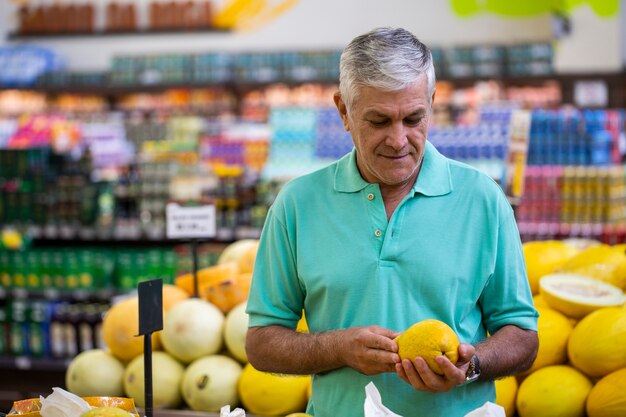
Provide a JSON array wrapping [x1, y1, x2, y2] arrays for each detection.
[[444, 45, 506, 79], [315, 107, 353, 159], [517, 165, 626, 225], [0, 91, 47, 116], [108, 50, 341, 87], [0, 46, 64, 88], [0, 297, 109, 359], [428, 103, 518, 184], [0, 247, 177, 293], [505, 42, 554, 76], [527, 109, 624, 166], [36, 71, 108, 89]]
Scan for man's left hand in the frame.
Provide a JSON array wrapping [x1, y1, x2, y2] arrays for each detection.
[[395, 343, 475, 392]]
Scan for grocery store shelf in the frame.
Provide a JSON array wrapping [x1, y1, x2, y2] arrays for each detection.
[[7, 28, 230, 40], [0, 286, 121, 302], [0, 79, 337, 97], [0, 356, 70, 372], [2, 71, 624, 107], [22, 225, 259, 246]]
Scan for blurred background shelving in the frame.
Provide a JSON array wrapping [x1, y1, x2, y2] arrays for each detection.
[[0, 0, 626, 415]]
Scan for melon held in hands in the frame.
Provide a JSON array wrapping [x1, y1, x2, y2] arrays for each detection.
[[394, 319, 460, 375]]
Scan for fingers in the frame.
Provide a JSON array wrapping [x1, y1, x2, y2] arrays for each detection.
[[396, 358, 437, 393], [370, 325, 402, 341], [359, 326, 400, 355], [343, 326, 401, 375], [396, 355, 466, 392]]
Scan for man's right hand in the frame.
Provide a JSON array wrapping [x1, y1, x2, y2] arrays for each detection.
[[339, 326, 401, 375]]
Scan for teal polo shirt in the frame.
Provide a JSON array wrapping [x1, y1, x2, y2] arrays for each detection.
[[247, 141, 538, 417]]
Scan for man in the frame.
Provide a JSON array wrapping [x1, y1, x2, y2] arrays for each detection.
[[245, 27, 538, 416]]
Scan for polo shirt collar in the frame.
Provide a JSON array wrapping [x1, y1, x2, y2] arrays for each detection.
[[334, 141, 452, 197], [412, 141, 453, 197]]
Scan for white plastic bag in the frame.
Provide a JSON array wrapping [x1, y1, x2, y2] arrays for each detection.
[[39, 387, 91, 417], [363, 382, 403, 417], [220, 405, 246, 417]]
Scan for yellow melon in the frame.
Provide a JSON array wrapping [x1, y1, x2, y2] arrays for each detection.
[[586, 367, 626, 417], [562, 238, 602, 251], [613, 243, 626, 254], [102, 296, 161, 362], [568, 307, 626, 378], [81, 407, 131, 417], [217, 239, 260, 273], [558, 244, 626, 290], [201, 272, 252, 313], [524, 307, 573, 374], [162, 284, 189, 312], [296, 310, 308, 333], [175, 262, 239, 296], [238, 363, 310, 416], [516, 365, 592, 417], [394, 319, 459, 375], [532, 294, 549, 309], [539, 273, 625, 319], [495, 376, 517, 417], [523, 240, 580, 294]]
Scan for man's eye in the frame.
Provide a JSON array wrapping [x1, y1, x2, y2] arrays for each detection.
[[369, 120, 387, 126], [404, 118, 422, 126]]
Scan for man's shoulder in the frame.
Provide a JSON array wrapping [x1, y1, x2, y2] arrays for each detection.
[[446, 157, 503, 191], [274, 160, 339, 203]]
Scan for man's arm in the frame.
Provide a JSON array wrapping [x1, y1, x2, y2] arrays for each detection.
[[396, 325, 538, 392], [473, 325, 538, 379], [246, 325, 401, 376]]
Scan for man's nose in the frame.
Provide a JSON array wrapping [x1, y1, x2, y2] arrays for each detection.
[[385, 122, 408, 149]]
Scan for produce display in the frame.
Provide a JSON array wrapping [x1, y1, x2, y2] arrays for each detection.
[[3, 237, 625, 417], [57, 238, 313, 416], [506, 240, 626, 417]]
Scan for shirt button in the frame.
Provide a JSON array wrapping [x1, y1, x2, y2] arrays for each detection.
[[374, 229, 382, 237], [367, 193, 375, 200]]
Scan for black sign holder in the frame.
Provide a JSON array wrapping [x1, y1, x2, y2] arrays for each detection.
[[191, 239, 199, 298], [136, 279, 164, 417]]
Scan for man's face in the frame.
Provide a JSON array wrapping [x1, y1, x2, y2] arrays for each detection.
[[335, 75, 433, 187]]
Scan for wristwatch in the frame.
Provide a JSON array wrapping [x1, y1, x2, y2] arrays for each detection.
[[464, 354, 481, 384]]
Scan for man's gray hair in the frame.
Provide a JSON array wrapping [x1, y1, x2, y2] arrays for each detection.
[[338, 27, 436, 111]]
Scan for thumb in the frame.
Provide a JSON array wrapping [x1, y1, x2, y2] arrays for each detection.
[[457, 343, 476, 364]]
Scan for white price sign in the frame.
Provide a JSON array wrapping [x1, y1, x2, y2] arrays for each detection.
[[166, 203, 216, 239], [574, 80, 608, 108]]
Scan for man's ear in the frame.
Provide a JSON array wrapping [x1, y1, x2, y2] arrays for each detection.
[[333, 92, 350, 131], [430, 89, 436, 107]]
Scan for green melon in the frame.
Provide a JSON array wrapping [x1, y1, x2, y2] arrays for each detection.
[[65, 349, 125, 397]]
